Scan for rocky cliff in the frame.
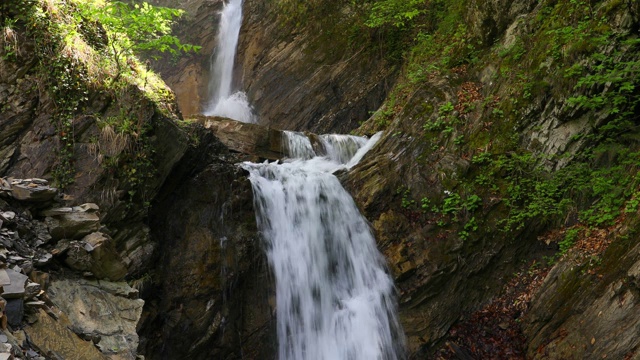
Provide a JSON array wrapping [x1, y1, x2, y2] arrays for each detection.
[[148, 0, 397, 134], [0, 1, 263, 358], [2, 0, 640, 359]]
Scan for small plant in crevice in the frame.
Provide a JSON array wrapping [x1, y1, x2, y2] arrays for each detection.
[[397, 186, 415, 209], [559, 227, 580, 256], [459, 216, 478, 241], [99, 102, 157, 210]]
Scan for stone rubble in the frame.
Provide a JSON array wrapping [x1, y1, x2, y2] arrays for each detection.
[[0, 177, 143, 359], [0, 179, 57, 203]]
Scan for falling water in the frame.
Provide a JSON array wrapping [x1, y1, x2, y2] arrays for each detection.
[[203, 0, 256, 123], [243, 133, 405, 360], [282, 131, 317, 160], [320, 134, 369, 164]]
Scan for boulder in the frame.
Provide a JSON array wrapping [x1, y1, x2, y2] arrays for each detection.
[[62, 242, 93, 273], [44, 204, 100, 240], [25, 308, 108, 360], [60, 233, 127, 281], [82, 232, 127, 281], [0, 269, 28, 299], [193, 116, 285, 160], [6, 179, 57, 202], [5, 299, 23, 329], [48, 279, 144, 360], [24, 282, 41, 300]]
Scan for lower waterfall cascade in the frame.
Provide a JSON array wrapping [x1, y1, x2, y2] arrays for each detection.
[[242, 132, 405, 360]]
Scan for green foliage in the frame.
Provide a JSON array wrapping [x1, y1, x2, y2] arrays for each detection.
[[459, 216, 478, 241], [398, 187, 415, 209], [3, 0, 188, 191], [420, 197, 431, 210], [559, 228, 580, 255], [423, 102, 456, 132], [566, 39, 640, 142], [464, 194, 482, 212], [468, 143, 640, 233], [370, 0, 640, 250], [76, 1, 199, 76], [406, 0, 476, 80], [441, 192, 462, 215], [365, 0, 424, 28]]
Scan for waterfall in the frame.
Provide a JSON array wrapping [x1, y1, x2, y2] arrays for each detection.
[[242, 134, 405, 360], [203, 0, 256, 123], [282, 131, 317, 160], [320, 134, 369, 164]]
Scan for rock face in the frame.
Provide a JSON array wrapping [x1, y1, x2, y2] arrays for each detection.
[[0, 180, 147, 359], [26, 308, 108, 360], [48, 279, 144, 360], [138, 131, 276, 359], [43, 204, 101, 241], [149, 0, 395, 134], [56, 232, 128, 281], [238, 0, 396, 134], [1, 49, 191, 278], [3, 179, 57, 203], [342, 87, 541, 354], [145, 0, 224, 117], [0, 269, 28, 299], [3, 0, 640, 359], [523, 232, 640, 359]]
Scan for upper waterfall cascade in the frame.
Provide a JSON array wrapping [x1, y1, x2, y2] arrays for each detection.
[[242, 133, 405, 360], [203, 0, 255, 123]]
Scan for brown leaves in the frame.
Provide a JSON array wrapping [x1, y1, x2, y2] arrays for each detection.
[[433, 261, 550, 360], [455, 82, 482, 116]]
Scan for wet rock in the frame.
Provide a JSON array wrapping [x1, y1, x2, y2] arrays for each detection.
[[44, 204, 100, 241], [48, 279, 144, 360], [140, 162, 274, 360]]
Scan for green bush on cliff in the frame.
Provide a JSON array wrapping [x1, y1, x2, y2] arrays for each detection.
[[2, 0, 194, 192], [75, 1, 199, 78], [365, 0, 424, 28]]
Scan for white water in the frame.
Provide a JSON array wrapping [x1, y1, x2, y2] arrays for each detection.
[[282, 131, 317, 160], [320, 134, 369, 164], [203, 0, 256, 123], [243, 134, 404, 360], [281, 131, 382, 167]]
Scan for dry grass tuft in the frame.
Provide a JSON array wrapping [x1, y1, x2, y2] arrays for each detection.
[[99, 124, 131, 157], [1, 25, 19, 57]]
